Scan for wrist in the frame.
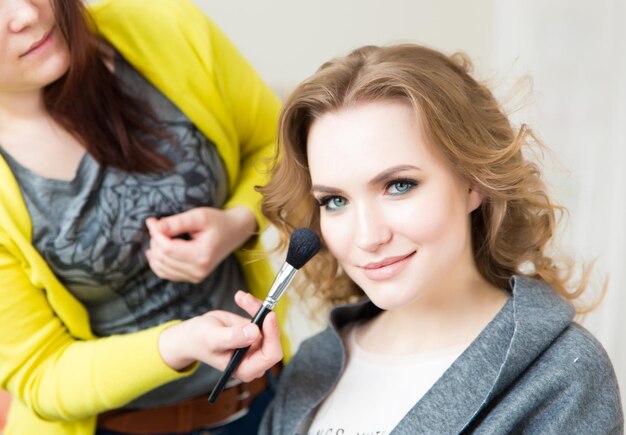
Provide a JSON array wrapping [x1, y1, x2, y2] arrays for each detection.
[[225, 206, 257, 237], [158, 321, 196, 371]]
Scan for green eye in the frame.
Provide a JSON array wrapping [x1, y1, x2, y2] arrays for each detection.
[[387, 180, 416, 195], [326, 196, 347, 210], [317, 195, 348, 211]]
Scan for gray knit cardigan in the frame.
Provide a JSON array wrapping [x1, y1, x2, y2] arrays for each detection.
[[260, 276, 623, 434]]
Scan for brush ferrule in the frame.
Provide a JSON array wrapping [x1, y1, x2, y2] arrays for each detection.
[[263, 263, 297, 309]]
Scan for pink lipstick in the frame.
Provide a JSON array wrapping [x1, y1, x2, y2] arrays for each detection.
[[361, 251, 416, 281], [21, 29, 53, 58]]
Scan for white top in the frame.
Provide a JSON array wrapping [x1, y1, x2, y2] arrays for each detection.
[[307, 325, 466, 435]]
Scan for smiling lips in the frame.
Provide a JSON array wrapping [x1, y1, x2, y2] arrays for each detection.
[[21, 29, 53, 58], [360, 251, 416, 281]]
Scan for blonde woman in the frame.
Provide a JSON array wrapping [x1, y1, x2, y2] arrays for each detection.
[[259, 44, 623, 433]]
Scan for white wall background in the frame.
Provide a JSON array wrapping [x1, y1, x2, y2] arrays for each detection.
[[196, 0, 493, 97], [491, 0, 626, 412], [195, 0, 625, 411]]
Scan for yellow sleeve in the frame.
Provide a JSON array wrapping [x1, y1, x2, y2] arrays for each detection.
[[89, 0, 290, 358], [206, 16, 281, 230], [0, 241, 194, 421], [90, 0, 281, 232]]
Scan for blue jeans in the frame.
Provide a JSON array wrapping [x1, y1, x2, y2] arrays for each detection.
[[96, 379, 276, 435]]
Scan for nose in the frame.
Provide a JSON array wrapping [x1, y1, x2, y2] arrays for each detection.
[[355, 203, 392, 252], [7, 0, 39, 33]]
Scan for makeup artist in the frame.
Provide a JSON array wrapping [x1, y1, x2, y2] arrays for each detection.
[[0, 0, 286, 433]]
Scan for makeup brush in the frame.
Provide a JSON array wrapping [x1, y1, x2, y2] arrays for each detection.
[[208, 227, 321, 403]]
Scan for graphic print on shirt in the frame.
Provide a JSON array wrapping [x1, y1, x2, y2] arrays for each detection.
[[42, 120, 227, 330]]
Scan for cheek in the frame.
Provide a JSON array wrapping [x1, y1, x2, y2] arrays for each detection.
[[320, 214, 351, 262], [396, 185, 468, 245]]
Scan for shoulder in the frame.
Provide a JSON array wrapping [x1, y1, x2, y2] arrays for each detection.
[[474, 319, 623, 432], [89, 0, 212, 37], [89, 0, 199, 18], [540, 321, 618, 387], [285, 327, 342, 373], [508, 321, 622, 430]]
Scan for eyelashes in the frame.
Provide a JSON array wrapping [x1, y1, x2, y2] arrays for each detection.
[[316, 195, 347, 211], [385, 178, 418, 196], [314, 178, 419, 211]]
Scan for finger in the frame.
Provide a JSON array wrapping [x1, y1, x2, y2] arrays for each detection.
[[149, 224, 183, 250], [209, 321, 260, 352], [150, 231, 216, 275], [245, 313, 282, 366], [146, 250, 191, 282], [259, 312, 282, 361], [148, 245, 210, 283], [145, 217, 159, 236], [204, 309, 253, 326], [158, 208, 212, 238], [234, 313, 282, 382], [234, 291, 264, 318], [246, 335, 263, 354]]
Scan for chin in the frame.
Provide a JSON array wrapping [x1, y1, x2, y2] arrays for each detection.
[[41, 58, 71, 87], [361, 286, 421, 311]]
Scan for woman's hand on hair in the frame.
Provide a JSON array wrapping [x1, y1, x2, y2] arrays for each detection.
[[145, 206, 256, 283], [158, 291, 282, 381]]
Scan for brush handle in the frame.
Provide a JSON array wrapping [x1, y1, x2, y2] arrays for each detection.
[[208, 304, 272, 403]]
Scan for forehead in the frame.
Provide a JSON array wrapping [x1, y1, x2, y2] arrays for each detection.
[[306, 100, 440, 182]]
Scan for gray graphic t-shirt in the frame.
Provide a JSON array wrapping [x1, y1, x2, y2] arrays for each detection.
[[0, 53, 249, 407]]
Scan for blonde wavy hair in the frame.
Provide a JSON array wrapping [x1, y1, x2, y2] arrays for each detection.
[[260, 44, 594, 312]]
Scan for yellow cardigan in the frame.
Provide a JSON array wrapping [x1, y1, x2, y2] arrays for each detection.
[[0, 0, 284, 433]]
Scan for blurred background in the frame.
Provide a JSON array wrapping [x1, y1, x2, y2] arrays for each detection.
[[196, 0, 625, 411]]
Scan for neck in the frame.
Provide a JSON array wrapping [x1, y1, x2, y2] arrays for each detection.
[[358, 267, 508, 355], [0, 89, 48, 132]]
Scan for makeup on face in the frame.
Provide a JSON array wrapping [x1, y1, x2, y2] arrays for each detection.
[[20, 27, 54, 58], [308, 100, 481, 311], [360, 251, 417, 281]]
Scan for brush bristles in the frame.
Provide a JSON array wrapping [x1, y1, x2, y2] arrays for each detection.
[[286, 228, 321, 270]]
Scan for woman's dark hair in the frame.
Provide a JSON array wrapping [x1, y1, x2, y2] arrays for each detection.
[[44, 0, 171, 173]]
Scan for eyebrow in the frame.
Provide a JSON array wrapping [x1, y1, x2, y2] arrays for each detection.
[[310, 164, 421, 194], [368, 165, 422, 186], [310, 185, 343, 195]]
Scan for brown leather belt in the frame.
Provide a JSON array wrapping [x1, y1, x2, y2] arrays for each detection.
[[97, 364, 281, 434]]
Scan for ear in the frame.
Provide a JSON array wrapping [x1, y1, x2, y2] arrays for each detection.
[[467, 185, 483, 213]]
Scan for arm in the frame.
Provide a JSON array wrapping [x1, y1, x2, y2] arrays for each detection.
[[91, 0, 280, 231], [92, 0, 280, 283], [90, 0, 291, 356], [0, 243, 184, 421], [0, 242, 281, 421], [208, 12, 281, 229]]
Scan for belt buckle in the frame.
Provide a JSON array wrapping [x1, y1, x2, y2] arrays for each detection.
[[235, 381, 252, 405], [237, 389, 251, 401]]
